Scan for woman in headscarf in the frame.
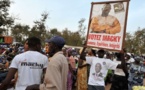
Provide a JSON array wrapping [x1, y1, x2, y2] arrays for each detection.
[[128, 56, 145, 90], [66, 48, 76, 90]]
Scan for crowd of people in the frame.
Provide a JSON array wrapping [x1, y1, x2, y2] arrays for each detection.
[[0, 35, 145, 90]]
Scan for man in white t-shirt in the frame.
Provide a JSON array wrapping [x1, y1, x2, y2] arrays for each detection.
[[0, 37, 48, 90], [80, 48, 126, 90], [25, 35, 68, 90]]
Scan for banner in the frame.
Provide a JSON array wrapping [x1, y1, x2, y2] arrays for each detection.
[[86, 0, 130, 51]]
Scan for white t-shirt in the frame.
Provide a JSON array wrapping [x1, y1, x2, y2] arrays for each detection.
[[10, 51, 48, 90], [113, 60, 125, 76], [86, 57, 118, 86], [127, 58, 135, 63]]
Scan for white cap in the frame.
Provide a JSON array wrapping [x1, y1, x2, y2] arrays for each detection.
[[127, 53, 131, 56]]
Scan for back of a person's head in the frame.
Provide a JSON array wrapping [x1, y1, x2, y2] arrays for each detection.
[[115, 52, 122, 60], [97, 49, 105, 58], [91, 49, 96, 56], [27, 37, 41, 49]]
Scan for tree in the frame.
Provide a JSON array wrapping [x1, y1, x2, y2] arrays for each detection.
[[133, 28, 145, 54], [61, 28, 82, 46], [77, 18, 86, 46], [62, 28, 71, 45], [50, 28, 61, 37], [60, 18, 87, 46], [125, 28, 145, 55], [71, 32, 82, 46], [0, 0, 14, 35], [11, 24, 30, 42], [78, 18, 86, 38], [78, 18, 86, 41], [124, 32, 134, 53], [30, 12, 48, 42]]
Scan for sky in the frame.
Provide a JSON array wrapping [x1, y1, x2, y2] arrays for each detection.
[[9, 0, 145, 34]]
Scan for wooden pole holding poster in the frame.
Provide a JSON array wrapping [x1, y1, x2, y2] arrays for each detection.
[[86, 2, 94, 47], [122, 0, 130, 51], [86, 0, 130, 51]]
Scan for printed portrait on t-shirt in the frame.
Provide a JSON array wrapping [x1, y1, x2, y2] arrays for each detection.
[[92, 63, 103, 80]]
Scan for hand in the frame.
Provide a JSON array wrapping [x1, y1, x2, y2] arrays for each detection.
[[25, 85, 34, 90], [78, 64, 88, 68], [82, 40, 87, 48], [120, 49, 124, 54], [25, 84, 39, 90]]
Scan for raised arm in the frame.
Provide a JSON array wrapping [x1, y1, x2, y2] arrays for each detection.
[[78, 47, 87, 68], [0, 68, 17, 90], [116, 52, 128, 76]]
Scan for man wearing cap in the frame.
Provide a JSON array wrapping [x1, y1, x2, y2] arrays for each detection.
[[26, 36, 68, 90], [125, 53, 135, 69], [79, 48, 126, 90]]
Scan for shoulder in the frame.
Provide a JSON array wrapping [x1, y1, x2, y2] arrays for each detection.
[[56, 53, 66, 58], [104, 58, 114, 63], [14, 52, 25, 59], [51, 53, 67, 62], [40, 53, 48, 58], [86, 56, 96, 60], [34, 51, 48, 58], [11, 53, 25, 63], [50, 54, 68, 67]]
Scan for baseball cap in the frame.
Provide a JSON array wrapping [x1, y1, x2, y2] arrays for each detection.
[[47, 36, 65, 48]]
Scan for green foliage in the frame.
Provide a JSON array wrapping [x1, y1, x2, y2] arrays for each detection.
[[30, 12, 48, 42], [61, 28, 81, 46], [50, 28, 61, 36], [11, 12, 50, 46], [125, 28, 145, 55], [60, 18, 86, 46], [0, 0, 14, 35], [78, 18, 86, 38], [11, 24, 30, 42]]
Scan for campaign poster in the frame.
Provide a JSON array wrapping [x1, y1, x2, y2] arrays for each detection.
[[86, 0, 130, 51]]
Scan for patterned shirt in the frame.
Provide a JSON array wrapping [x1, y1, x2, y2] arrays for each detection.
[[128, 63, 145, 85]]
